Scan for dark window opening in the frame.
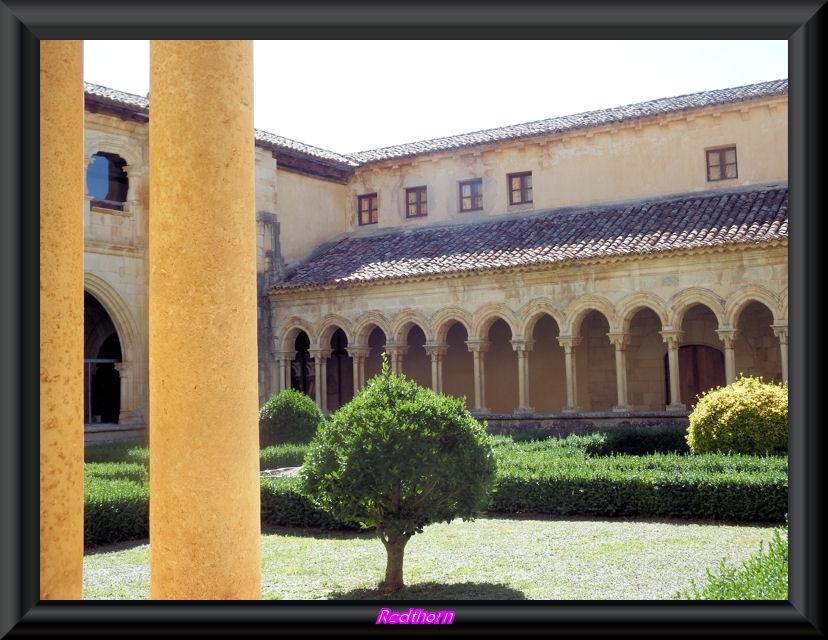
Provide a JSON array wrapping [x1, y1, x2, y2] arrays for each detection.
[[87, 152, 129, 211]]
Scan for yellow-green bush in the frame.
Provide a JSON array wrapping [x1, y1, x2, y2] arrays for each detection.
[[686, 375, 788, 455]]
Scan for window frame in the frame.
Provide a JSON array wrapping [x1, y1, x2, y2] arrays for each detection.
[[706, 146, 738, 182], [357, 193, 379, 226], [459, 178, 483, 212], [507, 171, 533, 205], [405, 186, 428, 218]]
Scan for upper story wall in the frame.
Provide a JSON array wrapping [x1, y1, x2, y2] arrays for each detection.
[[344, 93, 788, 234]]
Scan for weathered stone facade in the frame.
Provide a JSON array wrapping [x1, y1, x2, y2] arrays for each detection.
[[82, 79, 788, 433]]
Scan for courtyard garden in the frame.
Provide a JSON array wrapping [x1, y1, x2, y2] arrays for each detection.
[[83, 372, 788, 600]]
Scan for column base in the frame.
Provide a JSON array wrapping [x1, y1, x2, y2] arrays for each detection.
[[665, 403, 687, 412], [513, 406, 535, 415]]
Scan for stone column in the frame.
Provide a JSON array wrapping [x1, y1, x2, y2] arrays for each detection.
[[607, 332, 631, 411], [273, 349, 294, 394], [660, 329, 686, 411], [114, 361, 140, 424], [465, 339, 490, 413], [385, 343, 409, 375], [424, 342, 449, 394], [40, 40, 85, 600], [346, 344, 370, 394], [148, 40, 261, 600], [715, 328, 739, 384], [510, 338, 535, 413], [557, 335, 582, 412], [309, 348, 331, 412], [771, 323, 789, 384]]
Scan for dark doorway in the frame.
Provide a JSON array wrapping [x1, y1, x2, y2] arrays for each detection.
[[290, 331, 314, 397], [84, 292, 122, 424], [665, 344, 725, 408]]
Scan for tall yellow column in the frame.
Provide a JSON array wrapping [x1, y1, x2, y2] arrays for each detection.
[[148, 40, 261, 599], [39, 40, 85, 600]]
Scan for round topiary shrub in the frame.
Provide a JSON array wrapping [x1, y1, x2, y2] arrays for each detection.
[[259, 388, 325, 446], [686, 375, 788, 455]]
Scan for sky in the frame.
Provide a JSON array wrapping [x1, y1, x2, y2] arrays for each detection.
[[83, 40, 788, 155]]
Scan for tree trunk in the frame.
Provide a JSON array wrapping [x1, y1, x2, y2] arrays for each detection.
[[380, 531, 409, 593]]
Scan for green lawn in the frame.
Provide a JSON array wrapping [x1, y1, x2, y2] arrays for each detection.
[[83, 514, 784, 600]]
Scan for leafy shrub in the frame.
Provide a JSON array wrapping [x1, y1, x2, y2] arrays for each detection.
[[259, 388, 325, 446], [675, 527, 788, 600], [686, 375, 788, 455]]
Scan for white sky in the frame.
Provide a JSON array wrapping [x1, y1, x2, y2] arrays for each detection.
[[83, 40, 788, 155]]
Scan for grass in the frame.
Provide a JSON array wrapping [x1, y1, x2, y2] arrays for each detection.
[[83, 514, 785, 600], [83, 435, 787, 600]]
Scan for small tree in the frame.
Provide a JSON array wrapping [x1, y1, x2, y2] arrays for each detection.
[[299, 357, 497, 592]]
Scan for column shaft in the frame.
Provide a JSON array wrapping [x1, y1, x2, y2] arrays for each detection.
[[148, 40, 261, 599], [40, 40, 85, 600]]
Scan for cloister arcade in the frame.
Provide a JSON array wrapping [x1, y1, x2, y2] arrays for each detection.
[[270, 287, 787, 417]]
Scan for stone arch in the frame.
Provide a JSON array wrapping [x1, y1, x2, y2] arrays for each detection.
[[562, 294, 615, 336], [724, 285, 783, 327], [352, 311, 392, 345], [471, 303, 519, 339], [276, 317, 315, 351], [83, 273, 143, 425], [614, 292, 669, 333], [390, 309, 432, 344], [668, 287, 725, 329], [314, 314, 353, 348], [431, 306, 473, 343], [518, 298, 565, 338], [83, 273, 140, 368]]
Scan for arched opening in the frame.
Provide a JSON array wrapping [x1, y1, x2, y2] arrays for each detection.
[[290, 331, 314, 397], [87, 151, 129, 211], [326, 328, 354, 412], [84, 291, 122, 424]]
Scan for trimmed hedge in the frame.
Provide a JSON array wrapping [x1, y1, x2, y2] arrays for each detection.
[[83, 432, 789, 546]]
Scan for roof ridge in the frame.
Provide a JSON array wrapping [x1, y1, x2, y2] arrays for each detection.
[[84, 78, 787, 166]]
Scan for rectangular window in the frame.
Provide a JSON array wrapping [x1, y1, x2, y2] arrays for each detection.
[[405, 186, 428, 218], [459, 179, 483, 212], [508, 171, 532, 205], [706, 147, 738, 181], [358, 193, 378, 225]]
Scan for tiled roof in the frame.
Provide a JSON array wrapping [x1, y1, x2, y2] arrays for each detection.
[[85, 82, 149, 111], [345, 79, 789, 163], [271, 185, 788, 291], [85, 79, 788, 167]]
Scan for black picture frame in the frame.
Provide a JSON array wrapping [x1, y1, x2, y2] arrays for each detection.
[[2, 1, 824, 637]]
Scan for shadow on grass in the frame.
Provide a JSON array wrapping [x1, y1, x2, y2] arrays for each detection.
[[327, 581, 526, 600], [261, 523, 374, 541], [84, 537, 149, 555]]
